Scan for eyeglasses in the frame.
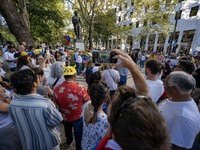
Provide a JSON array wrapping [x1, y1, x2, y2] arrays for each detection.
[[117, 95, 150, 114]]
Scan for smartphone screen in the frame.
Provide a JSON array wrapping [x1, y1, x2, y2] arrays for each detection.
[[92, 51, 117, 64]]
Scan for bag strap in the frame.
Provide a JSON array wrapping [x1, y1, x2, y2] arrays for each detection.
[[52, 77, 60, 88], [108, 69, 117, 84]]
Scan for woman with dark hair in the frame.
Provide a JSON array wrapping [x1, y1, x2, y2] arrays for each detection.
[[87, 71, 102, 93], [82, 81, 109, 150]]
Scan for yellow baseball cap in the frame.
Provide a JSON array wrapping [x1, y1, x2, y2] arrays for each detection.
[[21, 51, 28, 56], [63, 66, 76, 76]]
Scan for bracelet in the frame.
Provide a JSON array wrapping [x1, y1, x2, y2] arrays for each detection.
[[3, 97, 9, 102]]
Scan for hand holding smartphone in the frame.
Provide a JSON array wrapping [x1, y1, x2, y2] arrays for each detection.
[[92, 50, 117, 64]]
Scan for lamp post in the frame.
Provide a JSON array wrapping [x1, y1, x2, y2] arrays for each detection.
[[169, 1, 182, 55]]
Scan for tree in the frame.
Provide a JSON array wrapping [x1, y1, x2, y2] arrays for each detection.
[[68, 0, 122, 49], [130, 0, 179, 36], [93, 9, 117, 49], [0, 0, 35, 46], [0, 0, 70, 46], [28, 0, 70, 44]]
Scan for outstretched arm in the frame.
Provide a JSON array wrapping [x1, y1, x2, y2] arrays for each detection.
[[113, 50, 149, 96]]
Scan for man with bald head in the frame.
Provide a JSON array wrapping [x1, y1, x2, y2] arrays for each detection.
[[14, 45, 25, 58]]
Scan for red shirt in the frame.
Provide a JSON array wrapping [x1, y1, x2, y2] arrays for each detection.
[[54, 81, 90, 122]]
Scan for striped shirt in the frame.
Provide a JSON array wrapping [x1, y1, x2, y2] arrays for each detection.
[[9, 94, 63, 150]]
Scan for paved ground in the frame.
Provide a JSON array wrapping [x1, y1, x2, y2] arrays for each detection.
[[60, 66, 145, 149]]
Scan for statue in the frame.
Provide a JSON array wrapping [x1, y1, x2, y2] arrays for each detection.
[[72, 11, 81, 40]]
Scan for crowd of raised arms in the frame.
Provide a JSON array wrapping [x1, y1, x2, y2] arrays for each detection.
[[0, 41, 200, 150]]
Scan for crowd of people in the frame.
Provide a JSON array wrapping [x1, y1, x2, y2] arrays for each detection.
[[0, 41, 200, 150]]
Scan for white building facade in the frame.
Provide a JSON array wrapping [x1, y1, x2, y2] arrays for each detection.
[[110, 0, 200, 54]]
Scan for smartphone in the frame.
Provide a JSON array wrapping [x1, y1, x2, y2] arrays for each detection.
[[92, 50, 117, 64]]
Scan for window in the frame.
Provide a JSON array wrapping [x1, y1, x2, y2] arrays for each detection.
[[130, 11, 133, 16], [119, 5, 122, 11], [181, 30, 195, 42], [190, 6, 199, 17], [175, 10, 182, 19], [129, 23, 133, 26], [136, 21, 139, 28]]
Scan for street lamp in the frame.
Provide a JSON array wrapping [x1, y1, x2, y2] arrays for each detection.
[[169, 1, 182, 55]]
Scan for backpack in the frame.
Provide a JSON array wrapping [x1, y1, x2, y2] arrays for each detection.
[[85, 67, 93, 84]]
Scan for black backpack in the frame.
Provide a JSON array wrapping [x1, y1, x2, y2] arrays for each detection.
[[85, 67, 93, 84]]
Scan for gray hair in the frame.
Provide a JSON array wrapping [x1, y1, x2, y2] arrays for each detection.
[[167, 71, 196, 94], [50, 62, 64, 78]]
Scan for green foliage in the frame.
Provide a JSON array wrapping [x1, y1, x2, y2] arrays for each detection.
[[28, 0, 71, 44], [0, 25, 17, 44], [0, 17, 17, 43], [93, 9, 117, 43], [131, 0, 179, 36]]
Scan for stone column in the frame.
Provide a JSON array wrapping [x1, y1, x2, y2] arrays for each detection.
[[164, 35, 170, 53], [145, 35, 149, 51], [177, 30, 183, 53], [153, 34, 158, 52]]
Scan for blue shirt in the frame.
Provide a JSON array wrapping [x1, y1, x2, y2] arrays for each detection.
[[9, 94, 63, 150]]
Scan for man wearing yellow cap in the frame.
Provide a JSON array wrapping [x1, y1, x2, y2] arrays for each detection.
[[54, 66, 90, 150]]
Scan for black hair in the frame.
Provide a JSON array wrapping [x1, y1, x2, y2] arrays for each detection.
[[32, 67, 44, 76], [89, 82, 109, 124], [10, 69, 38, 95]]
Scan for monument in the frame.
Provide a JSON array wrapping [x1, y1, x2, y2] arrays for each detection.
[[72, 11, 84, 50]]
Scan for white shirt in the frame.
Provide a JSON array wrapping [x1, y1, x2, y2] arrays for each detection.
[[46, 76, 65, 89], [102, 69, 120, 91], [159, 99, 200, 148], [146, 79, 164, 103], [3, 51, 16, 69], [141, 55, 146, 61], [75, 55, 82, 63]]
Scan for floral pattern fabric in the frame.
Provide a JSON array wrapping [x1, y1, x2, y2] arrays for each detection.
[[81, 102, 109, 150]]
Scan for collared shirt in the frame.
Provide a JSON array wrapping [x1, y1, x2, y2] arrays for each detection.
[[9, 94, 63, 150], [54, 81, 90, 122]]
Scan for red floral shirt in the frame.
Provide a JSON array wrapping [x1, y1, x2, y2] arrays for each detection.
[[54, 81, 90, 122]]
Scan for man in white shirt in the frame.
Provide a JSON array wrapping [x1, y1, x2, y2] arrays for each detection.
[[3, 46, 17, 72], [159, 71, 200, 150], [145, 59, 164, 103]]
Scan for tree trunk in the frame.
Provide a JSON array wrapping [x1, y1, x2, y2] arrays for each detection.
[[0, 0, 34, 46], [88, 23, 93, 50], [16, 0, 30, 30]]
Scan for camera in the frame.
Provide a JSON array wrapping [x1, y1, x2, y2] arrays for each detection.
[[92, 50, 117, 64]]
